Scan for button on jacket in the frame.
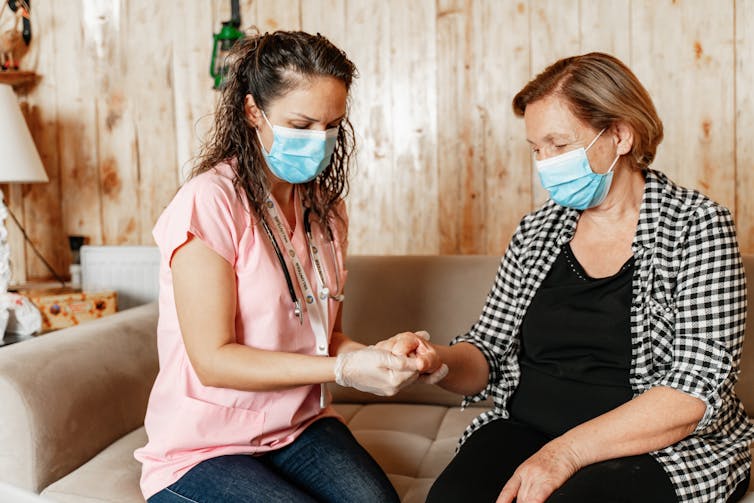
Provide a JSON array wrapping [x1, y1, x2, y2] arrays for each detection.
[[453, 169, 754, 501]]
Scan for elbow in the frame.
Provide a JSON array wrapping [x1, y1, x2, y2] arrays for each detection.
[[187, 352, 225, 388], [193, 363, 221, 388], [684, 397, 707, 434]]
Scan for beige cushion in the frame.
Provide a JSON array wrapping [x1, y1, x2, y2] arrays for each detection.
[[42, 429, 145, 502], [0, 303, 159, 493], [42, 404, 481, 503]]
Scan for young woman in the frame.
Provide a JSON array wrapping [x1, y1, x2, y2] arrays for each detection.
[[134, 31, 435, 502]]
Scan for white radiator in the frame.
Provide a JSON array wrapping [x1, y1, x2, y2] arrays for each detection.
[[80, 245, 161, 310]]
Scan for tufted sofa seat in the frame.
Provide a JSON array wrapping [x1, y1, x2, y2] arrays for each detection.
[[0, 255, 752, 502]]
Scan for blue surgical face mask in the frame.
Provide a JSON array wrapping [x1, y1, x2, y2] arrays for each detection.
[[257, 111, 338, 184], [534, 128, 620, 210]]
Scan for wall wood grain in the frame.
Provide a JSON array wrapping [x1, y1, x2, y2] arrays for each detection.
[[4, 0, 752, 280]]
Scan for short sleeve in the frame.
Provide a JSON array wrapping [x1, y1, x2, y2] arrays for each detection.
[[152, 172, 243, 267]]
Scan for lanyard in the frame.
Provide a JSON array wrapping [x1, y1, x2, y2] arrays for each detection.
[[263, 197, 331, 408]]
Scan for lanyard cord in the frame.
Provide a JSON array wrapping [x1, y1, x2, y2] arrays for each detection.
[[303, 208, 344, 301], [259, 215, 303, 324]]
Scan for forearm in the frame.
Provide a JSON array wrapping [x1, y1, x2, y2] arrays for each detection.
[[434, 342, 490, 396], [195, 343, 336, 391], [555, 386, 706, 467], [329, 330, 366, 356]]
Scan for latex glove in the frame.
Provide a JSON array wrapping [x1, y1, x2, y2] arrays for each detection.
[[334, 346, 419, 396]]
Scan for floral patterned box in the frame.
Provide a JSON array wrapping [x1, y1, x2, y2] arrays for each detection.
[[22, 289, 118, 331]]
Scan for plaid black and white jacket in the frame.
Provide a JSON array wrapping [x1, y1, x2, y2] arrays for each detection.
[[453, 169, 754, 501]]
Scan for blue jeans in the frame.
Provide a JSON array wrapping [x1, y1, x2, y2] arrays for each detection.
[[148, 417, 399, 503]]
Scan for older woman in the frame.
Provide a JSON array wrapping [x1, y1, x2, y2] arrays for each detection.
[[384, 52, 753, 502]]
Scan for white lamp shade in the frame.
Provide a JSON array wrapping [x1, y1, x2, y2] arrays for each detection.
[[0, 84, 48, 183]]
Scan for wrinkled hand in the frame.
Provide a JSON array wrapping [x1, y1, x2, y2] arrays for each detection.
[[376, 331, 448, 384], [496, 441, 582, 503], [334, 346, 420, 396]]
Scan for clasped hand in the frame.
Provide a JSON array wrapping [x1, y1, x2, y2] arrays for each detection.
[[334, 331, 447, 396]]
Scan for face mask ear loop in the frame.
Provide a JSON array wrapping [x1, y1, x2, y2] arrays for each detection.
[[606, 154, 621, 174], [585, 128, 607, 152], [256, 109, 274, 155]]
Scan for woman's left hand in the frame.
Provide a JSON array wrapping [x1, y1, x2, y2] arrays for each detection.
[[496, 440, 582, 503], [376, 331, 447, 383]]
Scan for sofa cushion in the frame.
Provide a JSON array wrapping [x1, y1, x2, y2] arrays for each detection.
[[40, 404, 481, 502], [42, 403, 754, 502], [41, 428, 145, 502], [0, 303, 159, 493]]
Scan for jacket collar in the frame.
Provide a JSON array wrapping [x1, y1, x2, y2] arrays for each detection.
[[632, 169, 665, 254]]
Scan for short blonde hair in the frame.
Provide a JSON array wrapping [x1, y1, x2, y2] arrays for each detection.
[[512, 52, 663, 170]]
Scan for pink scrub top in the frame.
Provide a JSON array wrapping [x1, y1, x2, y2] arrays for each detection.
[[134, 161, 348, 499]]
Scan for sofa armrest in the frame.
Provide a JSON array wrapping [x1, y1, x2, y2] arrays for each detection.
[[0, 303, 158, 492]]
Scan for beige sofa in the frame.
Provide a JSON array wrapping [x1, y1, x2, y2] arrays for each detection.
[[0, 255, 752, 502]]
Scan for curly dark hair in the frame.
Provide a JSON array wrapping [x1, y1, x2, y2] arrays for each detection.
[[192, 29, 358, 228]]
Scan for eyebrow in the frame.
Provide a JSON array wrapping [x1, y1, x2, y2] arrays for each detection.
[[526, 133, 574, 145], [289, 112, 345, 123]]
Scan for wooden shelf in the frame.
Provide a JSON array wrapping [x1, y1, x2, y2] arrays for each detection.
[[0, 71, 38, 88]]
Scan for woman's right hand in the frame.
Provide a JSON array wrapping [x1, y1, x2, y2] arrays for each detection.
[[334, 347, 420, 396]]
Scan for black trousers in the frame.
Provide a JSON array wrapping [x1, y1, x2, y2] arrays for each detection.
[[426, 418, 750, 503]]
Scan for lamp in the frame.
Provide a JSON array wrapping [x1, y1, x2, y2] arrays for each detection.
[[0, 82, 47, 337]]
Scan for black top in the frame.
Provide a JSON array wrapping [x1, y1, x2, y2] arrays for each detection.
[[508, 243, 635, 438]]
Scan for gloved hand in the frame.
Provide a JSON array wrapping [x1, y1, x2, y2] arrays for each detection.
[[334, 346, 420, 396]]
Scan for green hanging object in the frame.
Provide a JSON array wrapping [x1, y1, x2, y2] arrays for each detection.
[[210, 0, 243, 90]]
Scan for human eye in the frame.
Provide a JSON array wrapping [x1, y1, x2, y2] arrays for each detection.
[[290, 122, 312, 130]]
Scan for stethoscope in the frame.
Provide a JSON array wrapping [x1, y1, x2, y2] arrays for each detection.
[[259, 207, 344, 324]]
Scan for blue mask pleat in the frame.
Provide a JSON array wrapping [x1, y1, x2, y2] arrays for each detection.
[[535, 143, 615, 210], [263, 126, 338, 184]]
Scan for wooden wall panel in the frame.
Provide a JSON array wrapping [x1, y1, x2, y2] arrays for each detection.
[[631, 0, 736, 211], [128, 2, 180, 244], [388, 0, 438, 254], [736, 0, 754, 251], [436, 0, 483, 254], [343, 0, 394, 253], [579, 0, 631, 63], [18, 0, 64, 280], [528, 0, 580, 207], [301, 0, 345, 47], [172, 0, 216, 183], [6, 0, 752, 280], [474, 0, 530, 254], [92, 0, 140, 245], [54, 0, 102, 249], [255, 0, 302, 32]]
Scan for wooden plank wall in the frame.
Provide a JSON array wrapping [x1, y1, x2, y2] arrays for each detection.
[[4, 0, 753, 281]]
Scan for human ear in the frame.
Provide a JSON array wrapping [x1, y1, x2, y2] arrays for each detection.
[[244, 94, 263, 128], [614, 122, 634, 156]]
